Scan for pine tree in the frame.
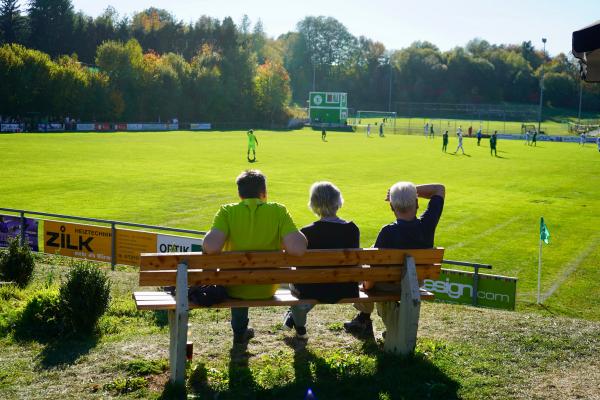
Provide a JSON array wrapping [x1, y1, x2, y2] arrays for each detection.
[[0, 0, 25, 43]]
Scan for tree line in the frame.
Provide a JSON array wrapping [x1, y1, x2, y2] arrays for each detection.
[[1, 0, 599, 123]]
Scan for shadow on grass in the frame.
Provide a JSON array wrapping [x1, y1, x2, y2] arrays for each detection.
[[36, 335, 100, 369], [184, 339, 459, 400]]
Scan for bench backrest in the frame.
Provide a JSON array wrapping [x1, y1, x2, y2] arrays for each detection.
[[138, 248, 444, 287]]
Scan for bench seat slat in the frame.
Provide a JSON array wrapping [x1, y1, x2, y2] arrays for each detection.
[[139, 248, 444, 271], [133, 288, 435, 310], [139, 264, 441, 286]]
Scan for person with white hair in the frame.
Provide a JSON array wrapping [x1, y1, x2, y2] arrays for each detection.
[[344, 181, 445, 338], [282, 181, 360, 340]]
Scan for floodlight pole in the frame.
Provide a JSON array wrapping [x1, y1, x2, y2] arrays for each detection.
[[537, 38, 547, 134], [388, 61, 393, 112], [312, 63, 316, 92], [577, 79, 583, 124]]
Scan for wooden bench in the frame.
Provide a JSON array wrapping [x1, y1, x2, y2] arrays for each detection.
[[133, 247, 444, 384]]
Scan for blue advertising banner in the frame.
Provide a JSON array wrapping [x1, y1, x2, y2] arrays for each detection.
[[0, 215, 39, 251]]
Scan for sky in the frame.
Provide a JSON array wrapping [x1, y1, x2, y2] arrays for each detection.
[[66, 0, 599, 55]]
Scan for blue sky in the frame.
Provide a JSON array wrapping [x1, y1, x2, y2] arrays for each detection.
[[66, 0, 598, 55]]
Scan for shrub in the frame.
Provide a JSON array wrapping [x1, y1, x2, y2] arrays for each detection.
[[60, 262, 111, 335], [0, 236, 35, 287], [17, 289, 63, 340]]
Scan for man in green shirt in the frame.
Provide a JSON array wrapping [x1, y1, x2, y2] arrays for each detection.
[[203, 170, 307, 343], [247, 129, 258, 161]]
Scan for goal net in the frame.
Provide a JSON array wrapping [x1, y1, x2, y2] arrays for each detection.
[[349, 111, 397, 132]]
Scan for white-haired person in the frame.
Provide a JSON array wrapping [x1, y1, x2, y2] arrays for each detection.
[[282, 181, 360, 339], [344, 181, 445, 338]]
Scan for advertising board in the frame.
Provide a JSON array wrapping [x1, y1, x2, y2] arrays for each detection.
[[1, 123, 22, 132], [190, 123, 211, 130], [423, 269, 517, 310], [43, 220, 203, 266], [76, 123, 95, 131], [0, 215, 39, 251]]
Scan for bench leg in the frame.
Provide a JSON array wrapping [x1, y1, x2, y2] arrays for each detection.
[[169, 262, 189, 385], [381, 255, 421, 355]]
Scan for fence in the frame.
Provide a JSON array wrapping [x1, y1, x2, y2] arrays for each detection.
[[0, 207, 205, 269]]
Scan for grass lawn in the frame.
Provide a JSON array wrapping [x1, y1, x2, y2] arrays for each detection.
[[0, 260, 598, 399], [1, 128, 598, 318], [353, 117, 572, 135]]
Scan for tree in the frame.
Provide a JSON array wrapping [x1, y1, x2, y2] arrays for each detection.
[[28, 0, 74, 56], [0, 0, 25, 44], [254, 60, 291, 123]]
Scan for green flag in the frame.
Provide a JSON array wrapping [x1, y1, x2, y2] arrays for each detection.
[[540, 217, 550, 244]]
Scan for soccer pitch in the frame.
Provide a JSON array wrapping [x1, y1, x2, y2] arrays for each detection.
[[1, 129, 599, 318]]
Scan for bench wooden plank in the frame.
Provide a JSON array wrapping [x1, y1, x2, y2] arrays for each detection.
[[139, 264, 441, 286], [133, 288, 435, 310], [139, 248, 444, 271]]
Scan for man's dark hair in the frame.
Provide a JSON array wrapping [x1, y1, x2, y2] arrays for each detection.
[[236, 170, 266, 198]]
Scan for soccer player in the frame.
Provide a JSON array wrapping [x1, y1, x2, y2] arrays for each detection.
[[321, 127, 327, 142], [366, 123, 371, 137], [424, 122, 429, 137], [442, 130, 449, 152], [429, 123, 434, 139], [455, 129, 465, 154], [525, 130, 530, 145], [580, 132, 586, 146], [476, 127, 482, 146], [532, 130, 538, 147], [379, 123, 384, 137], [247, 129, 258, 161], [597, 136, 600, 152], [490, 131, 498, 156]]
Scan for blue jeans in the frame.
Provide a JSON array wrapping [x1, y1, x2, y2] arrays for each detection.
[[290, 304, 314, 328], [231, 307, 249, 334]]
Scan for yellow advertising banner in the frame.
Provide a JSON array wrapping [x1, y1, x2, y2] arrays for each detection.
[[44, 220, 113, 263], [115, 229, 156, 265], [43, 220, 158, 266]]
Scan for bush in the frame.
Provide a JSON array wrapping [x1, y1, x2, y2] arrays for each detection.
[[17, 289, 64, 340], [60, 262, 111, 335], [0, 236, 35, 287]]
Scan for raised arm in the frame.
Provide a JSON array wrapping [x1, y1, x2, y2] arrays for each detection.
[[202, 228, 227, 254], [416, 184, 445, 199], [282, 231, 308, 256]]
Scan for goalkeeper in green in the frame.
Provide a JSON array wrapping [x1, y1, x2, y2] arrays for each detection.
[[247, 129, 258, 161]]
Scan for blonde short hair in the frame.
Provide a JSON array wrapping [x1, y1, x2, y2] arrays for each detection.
[[308, 181, 343, 218], [389, 181, 417, 212]]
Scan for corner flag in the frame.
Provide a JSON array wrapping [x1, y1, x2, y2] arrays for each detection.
[[537, 217, 550, 304], [540, 217, 550, 244]]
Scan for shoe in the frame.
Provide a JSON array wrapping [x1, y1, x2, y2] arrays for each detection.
[[295, 326, 308, 340], [282, 310, 295, 331], [343, 313, 374, 338], [233, 328, 255, 344]]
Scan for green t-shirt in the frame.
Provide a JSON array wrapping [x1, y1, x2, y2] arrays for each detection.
[[211, 198, 299, 299], [247, 132, 256, 146]]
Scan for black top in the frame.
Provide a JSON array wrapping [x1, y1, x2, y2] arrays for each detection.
[[292, 220, 360, 303], [374, 195, 444, 249]]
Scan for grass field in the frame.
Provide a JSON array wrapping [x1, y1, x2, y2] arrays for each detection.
[[1, 128, 599, 319], [352, 117, 574, 135], [1, 128, 600, 399]]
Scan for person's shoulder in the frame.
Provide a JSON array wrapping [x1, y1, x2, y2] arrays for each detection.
[[217, 202, 240, 212], [264, 202, 291, 214]]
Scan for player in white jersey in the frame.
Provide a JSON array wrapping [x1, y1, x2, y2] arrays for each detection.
[[580, 132, 586, 146], [525, 130, 530, 145], [424, 122, 429, 137], [455, 130, 465, 154], [366, 123, 371, 137]]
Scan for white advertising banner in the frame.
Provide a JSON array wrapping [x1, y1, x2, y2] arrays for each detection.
[[156, 234, 203, 253], [0, 124, 22, 132], [190, 123, 211, 130], [127, 123, 143, 131], [76, 123, 95, 131]]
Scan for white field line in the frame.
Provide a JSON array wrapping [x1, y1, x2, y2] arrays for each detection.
[[446, 216, 521, 250], [541, 236, 600, 303]]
